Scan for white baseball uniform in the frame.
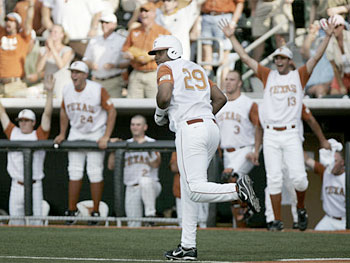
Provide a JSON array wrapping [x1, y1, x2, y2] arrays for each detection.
[[123, 136, 162, 227], [216, 94, 259, 175], [62, 79, 114, 183], [264, 104, 312, 224], [157, 58, 240, 248], [5, 122, 49, 225], [313, 160, 346, 231], [257, 64, 310, 195]]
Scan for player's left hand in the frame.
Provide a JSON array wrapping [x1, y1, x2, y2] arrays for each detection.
[[43, 74, 55, 92], [218, 18, 236, 38], [154, 106, 168, 126], [97, 136, 109, 149], [246, 152, 259, 166]]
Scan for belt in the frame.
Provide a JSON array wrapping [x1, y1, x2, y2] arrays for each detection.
[[266, 124, 296, 131], [186, 118, 216, 125], [18, 180, 37, 185], [93, 73, 121, 81], [0, 77, 21, 84], [328, 214, 343, 220], [204, 11, 229, 16]]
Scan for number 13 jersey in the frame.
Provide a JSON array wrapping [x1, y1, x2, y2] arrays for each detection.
[[157, 59, 215, 132]]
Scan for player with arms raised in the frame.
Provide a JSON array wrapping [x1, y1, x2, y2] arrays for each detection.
[[149, 35, 260, 261]]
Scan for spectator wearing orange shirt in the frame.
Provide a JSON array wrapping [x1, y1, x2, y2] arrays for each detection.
[[122, 2, 170, 98], [0, 0, 34, 98]]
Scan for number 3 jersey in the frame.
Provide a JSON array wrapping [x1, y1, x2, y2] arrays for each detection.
[[62, 80, 113, 141], [157, 58, 215, 132], [256, 64, 310, 127]]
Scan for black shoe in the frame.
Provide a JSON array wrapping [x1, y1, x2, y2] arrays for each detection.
[[237, 175, 261, 213], [64, 210, 79, 225], [266, 221, 273, 230], [165, 244, 197, 261], [88, 211, 100, 226], [268, 220, 284, 231], [292, 222, 299, 229], [297, 208, 308, 231]]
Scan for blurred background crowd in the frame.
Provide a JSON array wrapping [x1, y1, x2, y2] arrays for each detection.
[[1, 0, 350, 100]]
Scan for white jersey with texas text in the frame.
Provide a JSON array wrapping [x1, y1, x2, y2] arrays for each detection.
[[160, 58, 214, 132], [216, 94, 255, 149], [259, 69, 304, 127], [63, 80, 107, 141], [123, 136, 159, 186]]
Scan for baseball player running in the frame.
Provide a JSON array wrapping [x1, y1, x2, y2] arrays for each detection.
[[54, 61, 116, 225], [0, 75, 54, 225], [216, 70, 259, 227], [304, 141, 345, 231], [219, 16, 337, 231], [149, 34, 260, 261]]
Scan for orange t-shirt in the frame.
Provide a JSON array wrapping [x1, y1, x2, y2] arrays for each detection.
[[0, 28, 31, 78], [201, 0, 245, 14], [122, 23, 170, 71], [14, 0, 43, 34]]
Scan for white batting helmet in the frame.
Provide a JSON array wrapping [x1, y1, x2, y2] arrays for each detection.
[[148, 35, 183, 60]]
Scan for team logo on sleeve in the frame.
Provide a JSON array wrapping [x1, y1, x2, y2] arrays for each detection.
[[160, 74, 171, 82]]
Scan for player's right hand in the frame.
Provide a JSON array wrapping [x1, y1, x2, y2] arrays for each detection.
[[54, 134, 65, 144], [154, 106, 168, 126]]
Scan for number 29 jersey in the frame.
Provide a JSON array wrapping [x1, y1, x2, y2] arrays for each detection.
[[157, 58, 215, 132]]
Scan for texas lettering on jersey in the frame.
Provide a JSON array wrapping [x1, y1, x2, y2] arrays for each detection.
[[325, 186, 345, 196], [216, 111, 242, 123], [125, 153, 153, 166], [66, 102, 95, 113], [269, 84, 297, 94]]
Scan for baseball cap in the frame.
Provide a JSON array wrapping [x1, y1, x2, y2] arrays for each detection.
[[69, 61, 89, 74], [16, 109, 36, 122], [6, 12, 22, 25], [140, 2, 156, 11], [100, 13, 117, 24], [272, 46, 293, 59]]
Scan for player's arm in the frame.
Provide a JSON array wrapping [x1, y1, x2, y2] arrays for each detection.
[[230, 1, 244, 31], [305, 17, 336, 74], [0, 100, 10, 131], [247, 123, 262, 166], [305, 114, 331, 150], [149, 152, 161, 169], [98, 92, 117, 150], [54, 104, 69, 144], [304, 151, 325, 179], [41, 5, 53, 30], [218, 18, 258, 74], [210, 82, 227, 115], [41, 75, 55, 132]]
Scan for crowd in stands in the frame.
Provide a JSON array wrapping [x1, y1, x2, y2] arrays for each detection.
[[0, 0, 349, 98], [0, 0, 349, 230]]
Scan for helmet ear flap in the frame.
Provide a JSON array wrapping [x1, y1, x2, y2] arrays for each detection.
[[167, 47, 178, 60]]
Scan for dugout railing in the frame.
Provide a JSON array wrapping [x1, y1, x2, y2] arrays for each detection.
[[0, 139, 219, 227]]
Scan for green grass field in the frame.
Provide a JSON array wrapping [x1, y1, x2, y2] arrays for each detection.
[[0, 226, 349, 263]]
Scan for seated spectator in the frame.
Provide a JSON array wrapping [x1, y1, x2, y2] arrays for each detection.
[[36, 24, 74, 100], [83, 13, 128, 98], [41, 0, 105, 58], [108, 115, 161, 227], [14, 0, 44, 36], [122, 1, 170, 98], [0, 74, 54, 226], [326, 15, 350, 95], [0, 4, 34, 98], [155, 0, 204, 61], [300, 22, 334, 98]]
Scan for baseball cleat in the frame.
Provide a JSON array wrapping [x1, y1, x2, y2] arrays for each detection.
[[292, 222, 299, 229], [237, 174, 261, 213], [165, 244, 197, 261], [64, 210, 79, 225], [297, 208, 308, 231], [88, 211, 100, 226], [268, 220, 284, 231]]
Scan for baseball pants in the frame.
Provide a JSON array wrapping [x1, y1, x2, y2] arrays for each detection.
[[263, 128, 308, 195], [176, 118, 239, 248], [9, 179, 43, 226], [315, 214, 345, 231], [68, 151, 105, 183], [125, 176, 161, 227], [176, 197, 209, 228]]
